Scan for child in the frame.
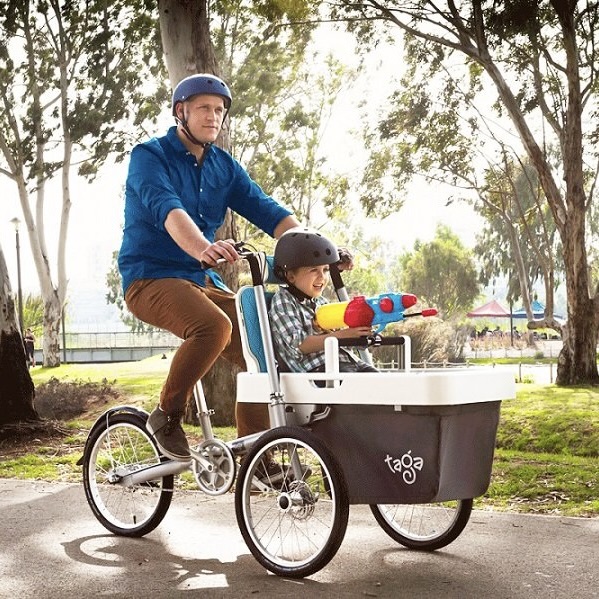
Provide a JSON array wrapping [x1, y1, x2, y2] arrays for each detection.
[[269, 227, 378, 374]]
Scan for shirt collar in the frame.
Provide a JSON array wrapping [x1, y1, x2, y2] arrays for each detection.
[[166, 125, 206, 156]]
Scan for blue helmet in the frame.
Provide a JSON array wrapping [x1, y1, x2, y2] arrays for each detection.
[[171, 74, 232, 116]]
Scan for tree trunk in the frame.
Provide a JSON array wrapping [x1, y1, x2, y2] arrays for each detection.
[[42, 292, 63, 368], [556, 203, 599, 385], [158, 0, 240, 425], [0, 245, 38, 426]]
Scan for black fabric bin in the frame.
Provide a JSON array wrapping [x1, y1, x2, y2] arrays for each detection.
[[309, 401, 501, 505]]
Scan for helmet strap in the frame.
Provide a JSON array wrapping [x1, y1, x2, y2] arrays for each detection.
[[285, 282, 314, 305], [275, 265, 315, 305], [175, 115, 211, 149]]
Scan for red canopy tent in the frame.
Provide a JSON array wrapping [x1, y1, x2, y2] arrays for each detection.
[[467, 300, 510, 318]]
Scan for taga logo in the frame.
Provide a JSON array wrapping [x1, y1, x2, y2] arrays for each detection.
[[384, 451, 424, 485]]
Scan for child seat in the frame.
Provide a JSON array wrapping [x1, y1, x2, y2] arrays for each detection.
[[234, 257, 329, 426], [236, 285, 274, 374]]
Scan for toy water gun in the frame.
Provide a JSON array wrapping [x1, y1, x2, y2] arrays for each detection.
[[315, 293, 437, 333]]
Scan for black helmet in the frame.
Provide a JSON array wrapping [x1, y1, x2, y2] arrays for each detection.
[[274, 227, 340, 274], [171, 73, 232, 116]]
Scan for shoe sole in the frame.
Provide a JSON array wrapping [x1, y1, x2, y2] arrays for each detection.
[[146, 420, 191, 462]]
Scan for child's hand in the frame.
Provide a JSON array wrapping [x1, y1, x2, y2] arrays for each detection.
[[336, 247, 354, 271], [336, 326, 372, 338]]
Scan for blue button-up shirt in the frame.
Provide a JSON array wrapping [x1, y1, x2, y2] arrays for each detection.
[[118, 126, 293, 294]]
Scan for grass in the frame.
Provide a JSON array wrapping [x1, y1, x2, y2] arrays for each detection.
[[1, 356, 598, 517]]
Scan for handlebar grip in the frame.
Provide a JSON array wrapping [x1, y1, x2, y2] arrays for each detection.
[[338, 335, 405, 347], [199, 241, 247, 270]]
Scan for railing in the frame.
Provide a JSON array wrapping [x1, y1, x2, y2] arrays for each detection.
[[61, 331, 181, 349], [32, 331, 182, 364]]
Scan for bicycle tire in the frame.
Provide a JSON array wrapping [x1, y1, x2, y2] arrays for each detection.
[[82, 411, 174, 537], [235, 426, 349, 578], [370, 498, 473, 551]]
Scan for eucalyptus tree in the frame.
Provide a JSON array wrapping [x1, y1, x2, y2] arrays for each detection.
[[325, 1, 599, 385], [0, 0, 167, 366], [475, 156, 561, 324], [398, 225, 479, 319]]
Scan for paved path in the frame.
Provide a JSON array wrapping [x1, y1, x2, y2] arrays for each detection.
[[1, 479, 597, 598]]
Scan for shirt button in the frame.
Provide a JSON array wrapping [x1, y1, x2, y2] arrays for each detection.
[[200, 188, 203, 192]]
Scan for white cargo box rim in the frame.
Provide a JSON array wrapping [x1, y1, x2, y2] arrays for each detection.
[[236, 368, 516, 406]]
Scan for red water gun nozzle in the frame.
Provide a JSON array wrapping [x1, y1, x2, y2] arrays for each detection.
[[402, 293, 418, 309]]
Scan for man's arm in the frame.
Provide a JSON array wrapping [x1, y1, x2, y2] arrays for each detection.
[[164, 208, 239, 266], [273, 215, 301, 239]]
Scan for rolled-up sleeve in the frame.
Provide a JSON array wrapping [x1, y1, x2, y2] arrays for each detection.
[[127, 144, 185, 231], [228, 161, 293, 237]]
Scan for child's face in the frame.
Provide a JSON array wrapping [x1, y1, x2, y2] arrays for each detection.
[[287, 265, 329, 298]]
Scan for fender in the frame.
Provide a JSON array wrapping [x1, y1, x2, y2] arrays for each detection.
[[76, 405, 150, 466]]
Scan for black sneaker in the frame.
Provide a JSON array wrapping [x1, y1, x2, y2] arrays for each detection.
[[146, 407, 191, 461]]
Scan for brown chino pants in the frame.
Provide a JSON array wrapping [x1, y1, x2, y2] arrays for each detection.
[[125, 277, 269, 437]]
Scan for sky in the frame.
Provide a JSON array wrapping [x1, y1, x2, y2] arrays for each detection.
[[0, 26, 483, 329]]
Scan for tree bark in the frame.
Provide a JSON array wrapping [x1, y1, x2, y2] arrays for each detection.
[[0, 245, 38, 426]]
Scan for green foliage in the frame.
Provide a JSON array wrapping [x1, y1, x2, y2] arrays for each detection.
[[226, 22, 357, 225], [482, 450, 599, 516], [474, 155, 561, 305], [35, 376, 120, 421], [23, 294, 44, 333], [323, 219, 396, 297], [398, 224, 480, 319], [0, 0, 168, 182]]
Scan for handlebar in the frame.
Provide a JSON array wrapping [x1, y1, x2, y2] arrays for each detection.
[[337, 335, 406, 348], [199, 241, 250, 270]]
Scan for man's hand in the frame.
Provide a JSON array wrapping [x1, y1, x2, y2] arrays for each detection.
[[199, 239, 240, 267]]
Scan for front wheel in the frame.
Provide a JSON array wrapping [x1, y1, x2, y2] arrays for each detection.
[[82, 411, 174, 537], [235, 426, 349, 578], [370, 499, 473, 551]]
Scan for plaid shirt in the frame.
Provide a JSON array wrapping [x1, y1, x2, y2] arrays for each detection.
[[269, 287, 354, 372]]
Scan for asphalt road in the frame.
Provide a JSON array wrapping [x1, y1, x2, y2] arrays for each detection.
[[1, 479, 597, 598]]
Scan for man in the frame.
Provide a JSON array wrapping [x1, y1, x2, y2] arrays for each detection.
[[118, 73, 300, 461]]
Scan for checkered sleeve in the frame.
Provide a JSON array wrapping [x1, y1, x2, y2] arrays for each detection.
[[269, 288, 327, 372]]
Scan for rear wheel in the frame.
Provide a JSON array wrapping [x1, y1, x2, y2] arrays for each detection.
[[370, 499, 473, 550], [235, 426, 349, 578], [82, 412, 174, 536]]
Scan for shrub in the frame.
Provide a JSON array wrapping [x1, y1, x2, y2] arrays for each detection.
[[35, 377, 120, 421], [372, 319, 467, 367]]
